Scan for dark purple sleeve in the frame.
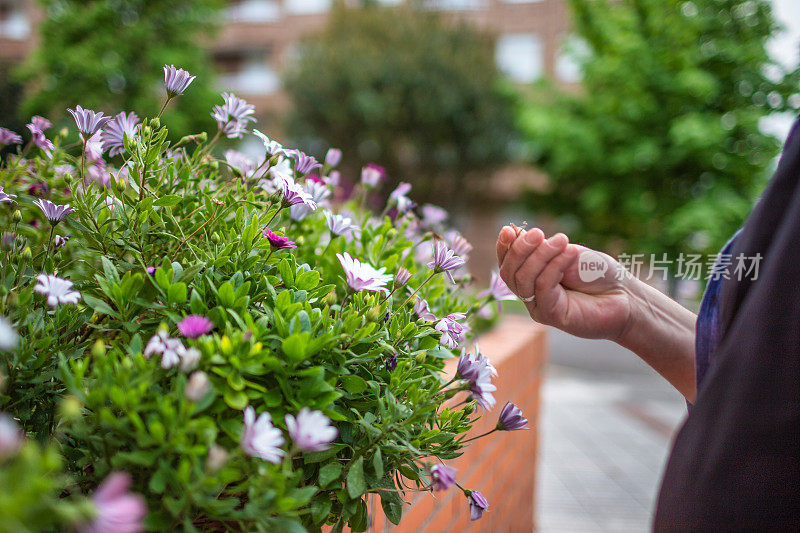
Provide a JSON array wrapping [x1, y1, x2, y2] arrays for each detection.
[[654, 117, 800, 531]]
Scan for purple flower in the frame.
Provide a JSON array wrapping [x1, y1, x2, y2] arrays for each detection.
[[54, 234, 69, 248], [0, 128, 22, 146], [163, 65, 196, 98], [435, 313, 470, 349], [395, 267, 411, 288], [0, 186, 16, 204], [478, 271, 517, 313], [0, 413, 23, 459], [446, 230, 472, 257], [28, 180, 49, 198], [242, 406, 285, 463], [80, 472, 146, 533], [225, 149, 256, 176], [34, 274, 81, 307], [177, 315, 213, 339], [291, 150, 322, 177], [385, 352, 398, 372], [420, 204, 448, 228], [497, 402, 528, 431], [325, 148, 342, 167], [389, 182, 415, 213], [468, 490, 489, 521], [33, 198, 75, 225], [326, 170, 341, 187], [337, 252, 393, 294], [430, 464, 457, 492], [68, 105, 110, 137], [361, 164, 385, 187], [146, 267, 157, 275], [30, 116, 51, 132], [261, 228, 297, 250], [27, 124, 54, 156], [102, 112, 139, 157], [274, 174, 318, 210], [427, 240, 467, 283], [412, 294, 437, 321], [285, 408, 338, 452], [325, 211, 359, 237], [185, 371, 210, 402], [456, 347, 497, 410], [212, 92, 256, 139]]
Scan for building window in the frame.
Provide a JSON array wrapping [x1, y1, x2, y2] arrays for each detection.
[[216, 50, 281, 95], [0, 0, 30, 40], [495, 33, 544, 83], [499, 0, 545, 3], [226, 0, 281, 23], [283, 0, 331, 15]]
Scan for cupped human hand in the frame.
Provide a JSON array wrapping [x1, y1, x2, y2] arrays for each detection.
[[496, 225, 637, 341]]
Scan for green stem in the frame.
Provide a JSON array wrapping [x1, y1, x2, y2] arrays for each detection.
[[393, 271, 437, 313], [461, 428, 496, 444]]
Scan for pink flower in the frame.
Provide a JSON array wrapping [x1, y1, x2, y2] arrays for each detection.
[[261, 228, 297, 250], [0, 413, 23, 458], [80, 472, 146, 533], [430, 464, 457, 491], [468, 490, 489, 520], [212, 93, 256, 139], [337, 252, 393, 294], [0, 128, 22, 145], [325, 148, 342, 167], [241, 406, 285, 463], [456, 347, 497, 410], [177, 315, 213, 339], [30, 116, 51, 132], [285, 408, 338, 452], [27, 124, 54, 157], [361, 164, 386, 187], [477, 271, 517, 313], [412, 294, 437, 321]]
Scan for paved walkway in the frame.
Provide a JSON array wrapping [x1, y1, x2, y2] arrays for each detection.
[[536, 329, 688, 532]]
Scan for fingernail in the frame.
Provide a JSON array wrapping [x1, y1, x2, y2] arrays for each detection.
[[499, 227, 513, 245], [523, 230, 540, 245]]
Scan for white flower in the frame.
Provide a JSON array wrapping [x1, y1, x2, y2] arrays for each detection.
[[336, 252, 393, 294], [241, 406, 285, 463], [185, 371, 210, 401], [253, 129, 287, 158], [144, 330, 195, 370], [34, 274, 81, 307], [435, 313, 471, 349], [0, 317, 18, 351], [325, 211, 360, 237], [0, 413, 23, 458], [285, 408, 338, 452]]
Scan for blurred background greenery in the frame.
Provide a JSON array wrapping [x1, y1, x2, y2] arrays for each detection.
[[1, 0, 798, 286]]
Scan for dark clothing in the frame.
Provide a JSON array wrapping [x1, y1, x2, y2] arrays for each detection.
[[654, 118, 800, 531]]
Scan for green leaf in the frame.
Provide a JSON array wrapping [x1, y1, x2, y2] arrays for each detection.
[[154, 195, 182, 207], [282, 333, 308, 362], [295, 269, 320, 291], [340, 375, 368, 395], [346, 456, 366, 498], [82, 294, 116, 316], [372, 448, 384, 479], [380, 491, 404, 525], [223, 390, 248, 410], [318, 463, 342, 488]]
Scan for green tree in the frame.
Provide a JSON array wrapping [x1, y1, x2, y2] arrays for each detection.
[[17, 0, 223, 137], [519, 0, 800, 260], [284, 3, 517, 198]]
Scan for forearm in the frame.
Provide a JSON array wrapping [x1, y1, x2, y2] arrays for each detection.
[[615, 278, 698, 402]]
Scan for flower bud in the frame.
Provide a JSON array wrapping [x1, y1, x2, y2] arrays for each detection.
[[141, 125, 152, 138], [211, 232, 220, 243], [196, 131, 208, 143], [386, 228, 397, 240], [91, 339, 106, 358], [322, 290, 337, 307], [116, 176, 126, 192], [149, 117, 161, 130], [415, 352, 427, 364], [185, 371, 210, 401], [11, 210, 21, 223], [206, 444, 229, 472], [462, 402, 475, 416], [21, 247, 32, 261], [366, 306, 381, 323], [59, 395, 83, 421]]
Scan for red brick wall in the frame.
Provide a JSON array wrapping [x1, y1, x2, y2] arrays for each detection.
[[367, 315, 548, 533]]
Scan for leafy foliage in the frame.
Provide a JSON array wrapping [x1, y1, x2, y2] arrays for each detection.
[[519, 0, 800, 258], [284, 4, 517, 197], [0, 81, 513, 531], [17, 0, 223, 137]]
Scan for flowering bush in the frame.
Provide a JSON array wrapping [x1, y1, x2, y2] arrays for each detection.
[[0, 67, 525, 532]]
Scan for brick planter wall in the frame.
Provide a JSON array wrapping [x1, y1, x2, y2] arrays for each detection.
[[368, 315, 548, 532]]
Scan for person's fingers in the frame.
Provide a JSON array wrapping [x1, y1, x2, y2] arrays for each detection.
[[496, 226, 516, 267], [530, 244, 579, 318], [499, 227, 545, 294], [512, 233, 569, 299]]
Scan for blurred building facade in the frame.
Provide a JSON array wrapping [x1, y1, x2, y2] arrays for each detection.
[[0, 0, 574, 119]]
